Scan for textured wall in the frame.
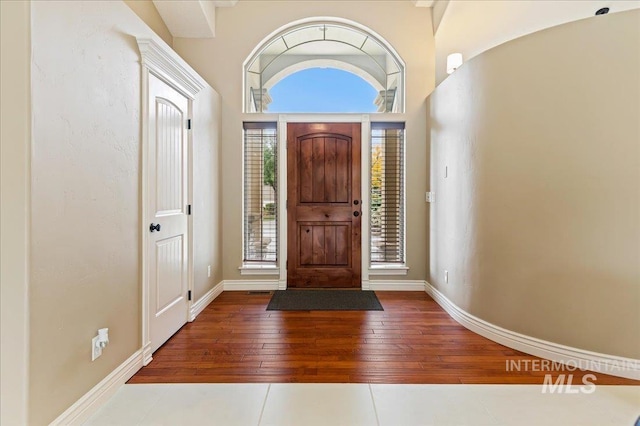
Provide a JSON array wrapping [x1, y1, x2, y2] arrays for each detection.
[[193, 85, 223, 298], [29, 2, 220, 423], [429, 10, 640, 358], [31, 4, 141, 423], [174, 1, 435, 282], [0, 1, 31, 424]]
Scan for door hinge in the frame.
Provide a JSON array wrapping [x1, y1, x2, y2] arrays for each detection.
[[187, 119, 192, 130], [286, 260, 288, 270], [188, 290, 192, 301], [187, 204, 192, 215], [286, 199, 288, 209]]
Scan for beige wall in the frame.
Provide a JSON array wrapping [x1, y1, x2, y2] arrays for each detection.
[[193, 85, 224, 297], [0, 1, 31, 424], [429, 10, 640, 358], [434, 1, 640, 85], [124, 0, 173, 47], [29, 1, 221, 424], [174, 1, 435, 281]]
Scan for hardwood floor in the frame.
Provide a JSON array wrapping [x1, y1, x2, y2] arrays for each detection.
[[129, 291, 638, 385]]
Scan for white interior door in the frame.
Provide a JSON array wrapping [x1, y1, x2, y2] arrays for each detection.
[[147, 73, 190, 353]]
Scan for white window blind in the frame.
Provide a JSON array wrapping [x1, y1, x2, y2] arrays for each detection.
[[370, 122, 405, 264], [243, 122, 278, 263]]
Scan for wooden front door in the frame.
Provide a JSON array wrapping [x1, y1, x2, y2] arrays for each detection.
[[287, 123, 361, 288]]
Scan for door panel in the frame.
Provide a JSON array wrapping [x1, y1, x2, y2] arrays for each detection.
[[298, 223, 350, 266], [148, 73, 189, 353], [287, 123, 361, 288], [156, 100, 184, 215], [155, 235, 184, 315]]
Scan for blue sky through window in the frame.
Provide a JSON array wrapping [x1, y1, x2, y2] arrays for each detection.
[[267, 68, 378, 113]]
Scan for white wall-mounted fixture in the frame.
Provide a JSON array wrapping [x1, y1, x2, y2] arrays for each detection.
[[91, 328, 109, 361], [426, 192, 435, 203], [447, 53, 463, 74]]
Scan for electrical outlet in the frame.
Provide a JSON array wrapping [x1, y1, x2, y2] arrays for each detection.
[[207, 265, 211, 278], [444, 270, 449, 283], [91, 335, 102, 361], [426, 192, 435, 203]]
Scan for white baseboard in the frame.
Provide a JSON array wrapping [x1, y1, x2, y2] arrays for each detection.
[[142, 342, 153, 366], [189, 281, 223, 321], [49, 349, 143, 426], [223, 279, 279, 291], [425, 282, 640, 380], [369, 280, 426, 291], [224, 279, 425, 292]]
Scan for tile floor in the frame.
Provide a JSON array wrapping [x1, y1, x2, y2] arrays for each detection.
[[85, 383, 640, 426]]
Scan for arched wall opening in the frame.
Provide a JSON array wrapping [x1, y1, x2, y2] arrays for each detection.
[[243, 17, 405, 113]]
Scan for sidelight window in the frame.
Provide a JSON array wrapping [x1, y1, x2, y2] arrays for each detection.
[[243, 122, 278, 263], [370, 122, 405, 265]]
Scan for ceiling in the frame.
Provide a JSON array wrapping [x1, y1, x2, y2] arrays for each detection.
[[153, 0, 434, 39], [152, 0, 240, 38]]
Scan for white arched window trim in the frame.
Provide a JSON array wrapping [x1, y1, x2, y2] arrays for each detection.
[[264, 59, 384, 92], [243, 17, 406, 114]]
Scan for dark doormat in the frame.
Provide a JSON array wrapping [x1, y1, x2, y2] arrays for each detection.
[[266, 290, 384, 311]]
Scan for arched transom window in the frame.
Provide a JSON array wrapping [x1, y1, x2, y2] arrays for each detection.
[[244, 18, 405, 113]]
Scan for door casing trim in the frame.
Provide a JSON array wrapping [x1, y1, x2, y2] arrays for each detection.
[[137, 38, 202, 365], [277, 114, 371, 290]]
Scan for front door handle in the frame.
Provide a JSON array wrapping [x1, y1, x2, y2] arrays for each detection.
[[149, 223, 161, 232], [353, 211, 360, 217]]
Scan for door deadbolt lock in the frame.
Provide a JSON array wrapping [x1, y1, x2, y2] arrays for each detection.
[[353, 211, 360, 217], [353, 200, 359, 205]]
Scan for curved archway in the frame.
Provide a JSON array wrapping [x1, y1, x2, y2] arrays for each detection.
[[264, 59, 384, 92], [244, 17, 405, 113]]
